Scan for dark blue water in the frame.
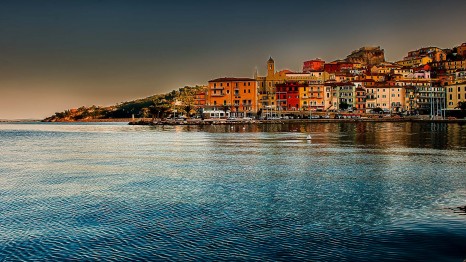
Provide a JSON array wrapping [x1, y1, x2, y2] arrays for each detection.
[[1, 122, 466, 261]]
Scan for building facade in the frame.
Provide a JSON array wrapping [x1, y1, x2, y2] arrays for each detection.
[[207, 77, 258, 117]]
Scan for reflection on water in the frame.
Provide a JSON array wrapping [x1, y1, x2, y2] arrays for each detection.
[[0, 122, 466, 261]]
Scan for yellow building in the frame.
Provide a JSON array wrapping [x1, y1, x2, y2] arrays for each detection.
[[431, 60, 466, 74], [255, 57, 288, 110], [396, 56, 432, 67], [363, 85, 405, 113], [446, 83, 466, 109]]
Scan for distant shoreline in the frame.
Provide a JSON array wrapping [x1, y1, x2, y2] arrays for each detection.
[[3, 117, 465, 124]]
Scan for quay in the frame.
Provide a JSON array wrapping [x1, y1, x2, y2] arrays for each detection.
[[129, 117, 466, 126]]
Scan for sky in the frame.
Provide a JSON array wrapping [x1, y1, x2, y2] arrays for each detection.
[[1, 0, 466, 119]]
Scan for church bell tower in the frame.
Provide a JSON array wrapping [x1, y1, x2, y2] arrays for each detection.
[[267, 57, 275, 77]]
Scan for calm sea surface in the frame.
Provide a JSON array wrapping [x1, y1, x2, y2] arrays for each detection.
[[1, 122, 466, 261]]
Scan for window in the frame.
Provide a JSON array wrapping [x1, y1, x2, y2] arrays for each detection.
[[227, 90, 230, 94]]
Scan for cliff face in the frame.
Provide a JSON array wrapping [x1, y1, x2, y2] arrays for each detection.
[[346, 46, 385, 65]]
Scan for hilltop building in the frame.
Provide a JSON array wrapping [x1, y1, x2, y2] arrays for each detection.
[[346, 46, 385, 65]]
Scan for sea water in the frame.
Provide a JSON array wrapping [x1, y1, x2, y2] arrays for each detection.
[[1, 122, 465, 261]]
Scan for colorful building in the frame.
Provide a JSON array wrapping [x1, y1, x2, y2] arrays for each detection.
[[446, 83, 466, 109], [207, 77, 257, 117], [193, 87, 208, 107], [275, 82, 303, 111], [415, 86, 446, 115], [354, 86, 366, 113], [396, 56, 432, 67], [324, 60, 357, 73], [431, 60, 466, 74], [303, 58, 325, 72], [256, 57, 289, 110]]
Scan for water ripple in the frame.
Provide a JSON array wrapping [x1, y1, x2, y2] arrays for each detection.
[[1, 122, 466, 261]]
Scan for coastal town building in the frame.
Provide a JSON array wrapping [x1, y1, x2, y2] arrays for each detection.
[[405, 47, 446, 62], [194, 87, 208, 107], [354, 86, 366, 113], [275, 82, 303, 111], [303, 59, 325, 72], [396, 56, 432, 68], [415, 86, 446, 115], [456, 43, 466, 57], [256, 57, 288, 111], [431, 60, 466, 74], [324, 60, 359, 73], [207, 77, 257, 117], [324, 81, 339, 111], [446, 83, 466, 109]]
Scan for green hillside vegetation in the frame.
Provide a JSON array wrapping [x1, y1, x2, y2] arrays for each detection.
[[43, 86, 205, 122]]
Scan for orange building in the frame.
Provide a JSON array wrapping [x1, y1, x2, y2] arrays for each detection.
[[194, 90, 208, 107], [354, 86, 366, 113], [207, 77, 257, 117]]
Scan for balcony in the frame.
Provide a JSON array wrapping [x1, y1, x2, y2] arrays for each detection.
[[211, 93, 225, 97], [211, 87, 224, 90]]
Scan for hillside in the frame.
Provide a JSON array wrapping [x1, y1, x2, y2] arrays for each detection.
[[43, 86, 205, 122]]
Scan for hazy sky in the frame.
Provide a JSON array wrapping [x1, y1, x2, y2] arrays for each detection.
[[1, 0, 465, 119]]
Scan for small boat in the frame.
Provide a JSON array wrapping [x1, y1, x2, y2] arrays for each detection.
[[306, 135, 312, 140]]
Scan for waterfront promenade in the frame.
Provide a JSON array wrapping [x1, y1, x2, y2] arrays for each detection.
[[129, 116, 466, 126]]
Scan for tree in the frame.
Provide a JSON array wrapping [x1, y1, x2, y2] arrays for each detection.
[[257, 109, 262, 118], [221, 104, 229, 118], [456, 101, 466, 111], [184, 105, 193, 117], [339, 101, 349, 110]]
